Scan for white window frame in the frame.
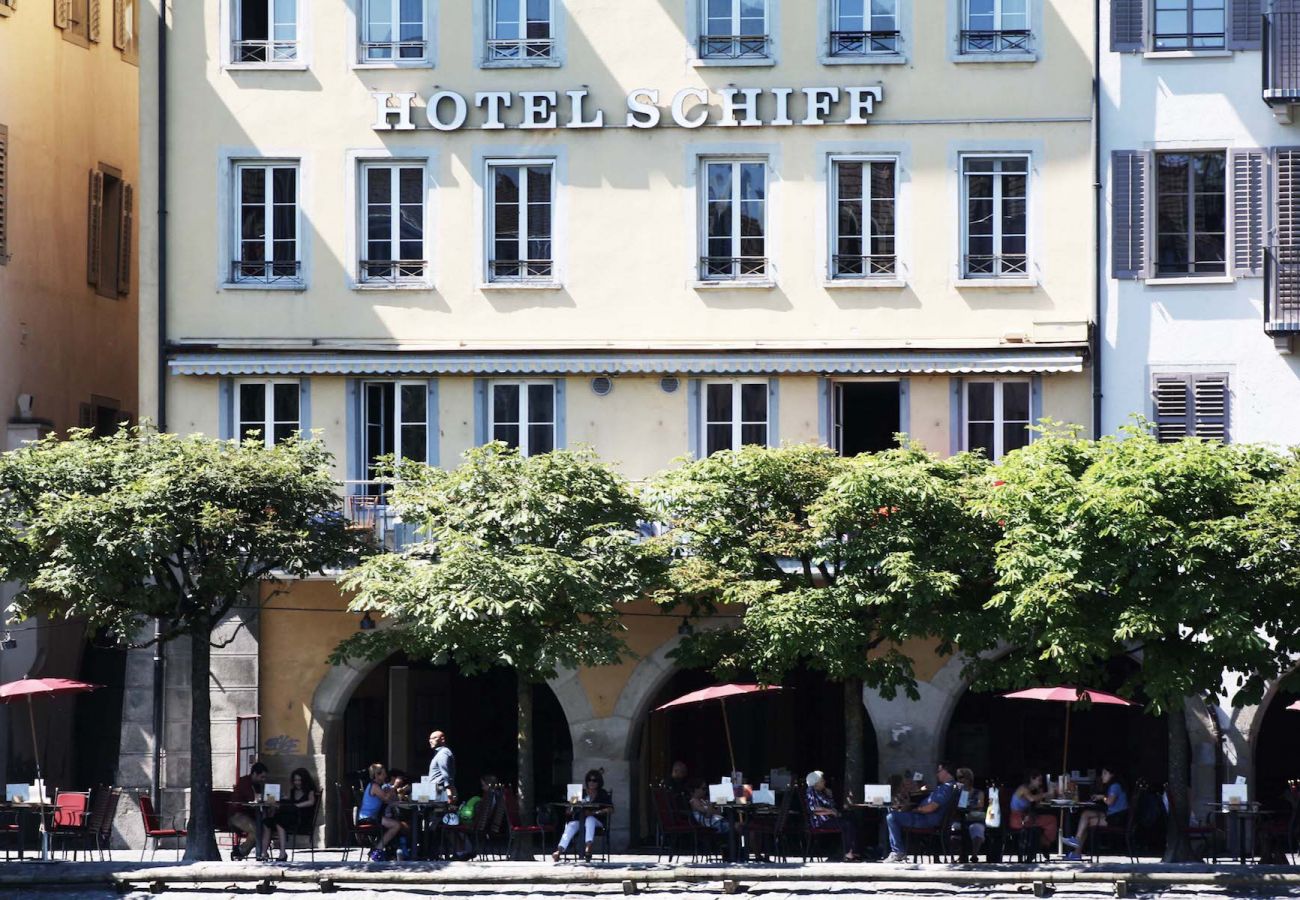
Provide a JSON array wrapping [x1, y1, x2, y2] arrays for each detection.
[[489, 380, 556, 457], [959, 153, 1030, 280], [358, 161, 428, 286], [362, 380, 430, 474], [951, 0, 1036, 61], [699, 157, 770, 283], [235, 380, 300, 448], [229, 159, 302, 288], [357, 0, 431, 65], [829, 155, 898, 280], [703, 381, 770, 454], [962, 378, 1031, 461], [1151, 149, 1228, 279], [1150, 0, 1226, 52], [695, 0, 774, 64], [228, 0, 302, 66], [485, 159, 556, 285], [829, 0, 900, 56], [486, 0, 554, 63]]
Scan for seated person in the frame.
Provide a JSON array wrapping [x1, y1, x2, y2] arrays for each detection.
[[955, 767, 988, 859], [263, 767, 318, 862], [891, 771, 919, 811], [805, 770, 860, 862], [1009, 769, 1057, 851], [229, 761, 269, 861], [688, 782, 732, 835], [884, 762, 957, 863], [666, 761, 691, 814], [1065, 767, 1127, 859], [552, 769, 612, 862], [358, 763, 404, 862]]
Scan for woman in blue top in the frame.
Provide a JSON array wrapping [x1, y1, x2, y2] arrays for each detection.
[[1064, 766, 1127, 859], [358, 762, 404, 862]]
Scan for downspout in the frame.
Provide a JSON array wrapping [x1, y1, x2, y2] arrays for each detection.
[[151, 0, 169, 809], [1092, 0, 1104, 439]]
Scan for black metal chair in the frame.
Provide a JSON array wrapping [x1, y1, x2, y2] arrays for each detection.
[[904, 789, 962, 863]]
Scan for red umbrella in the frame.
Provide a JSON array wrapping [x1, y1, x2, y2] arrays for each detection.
[[1002, 686, 1134, 776], [655, 684, 782, 776], [0, 678, 101, 858], [1285, 700, 1300, 711]]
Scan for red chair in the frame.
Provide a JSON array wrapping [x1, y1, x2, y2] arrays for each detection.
[[650, 785, 705, 862], [51, 791, 91, 859], [336, 783, 380, 861], [137, 794, 186, 860], [502, 785, 554, 861]]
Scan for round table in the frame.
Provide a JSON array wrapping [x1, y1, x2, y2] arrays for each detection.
[[713, 801, 774, 862], [232, 800, 278, 861], [845, 803, 891, 860], [0, 802, 54, 860], [393, 800, 448, 859], [548, 802, 612, 859], [1035, 800, 1101, 857], [1204, 802, 1272, 864]]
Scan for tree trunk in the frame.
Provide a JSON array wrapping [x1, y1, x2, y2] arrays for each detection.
[[1163, 699, 1195, 863], [517, 677, 534, 822], [843, 677, 865, 802], [184, 630, 221, 861]]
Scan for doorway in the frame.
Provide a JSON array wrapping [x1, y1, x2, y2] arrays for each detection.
[[834, 382, 901, 455]]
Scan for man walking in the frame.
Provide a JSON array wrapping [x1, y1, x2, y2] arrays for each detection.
[[884, 761, 957, 863], [428, 730, 456, 802]]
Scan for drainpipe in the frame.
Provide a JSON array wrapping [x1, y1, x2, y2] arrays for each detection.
[[1092, 0, 1104, 439], [151, 0, 169, 809]]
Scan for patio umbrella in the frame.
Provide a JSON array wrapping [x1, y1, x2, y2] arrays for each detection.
[[1002, 686, 1134, 777], [655, 683, 782, 776], [0, 677, 101, 859]]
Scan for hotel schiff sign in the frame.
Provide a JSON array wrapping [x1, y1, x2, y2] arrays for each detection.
[[371, 86, 885, 131]]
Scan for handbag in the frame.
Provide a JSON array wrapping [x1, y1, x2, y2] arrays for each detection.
[[441, 812, 460, 826]]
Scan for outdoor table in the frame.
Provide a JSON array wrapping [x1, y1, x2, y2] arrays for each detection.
[[393, 800, 448, 860], [1036, 799, 1100, 857], [845, 803, 891, 859], [233, 799, 277, 861], [0, 802, 54, 860], [714, 801, 774, 862], [548, 802, 611, 859], [1204, 802, 1272, 864]]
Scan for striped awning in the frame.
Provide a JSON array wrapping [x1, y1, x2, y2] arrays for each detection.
[[168, 349, 1085, 377]]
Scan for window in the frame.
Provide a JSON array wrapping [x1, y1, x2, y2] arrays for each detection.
[[488, 0, 553, 62], [1155, 151, 1226, 277], [114, 0, 138, 60], [701, 0, 769, 59], [232, 161, 300, 285], [831, 158, 896, 278], [233, 0, 297, 63], [363, 382, 429, 478], [360, 162, 425, 284], [1153, 374, 1228, 442], [705, 382, 769, 455], [701, 160, 768, 281], [87, 167, 133, 299], [361, 0, 426, 62], [1152, 0, 1225, 50], [79, 396, 129, 438], [964, 380, 1030, 460], [0, 125, 7, 265], [56, 0, 97, 45], [237, 382, 300, 446], [831, 0, 899, 55], [487, 161, 553, 283], [0, 0, 14, 18], [490, 382, 555, 456], [961, 156, 1028, 278], [961, 0, 1030, 53]]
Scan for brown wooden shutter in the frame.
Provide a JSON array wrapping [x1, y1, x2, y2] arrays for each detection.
[[0, 125, 8, 264], [1111, 0, 1145, 52], [1227, 0, 1262, 50], [87, 169, 103, 287], [117, 183, 132, 295], [1192, 375, 1230, 442], [54, 0, 70, 29], [1274, 150, 1300, 321], [88, 0, 100, 40], [1111, 151, 1148, 279], [1153, 375, 1191, 442], [113, 0, 125, 49], [1231, 149, 1266, 277]]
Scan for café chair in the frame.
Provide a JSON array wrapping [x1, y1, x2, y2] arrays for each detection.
[[649, 785, 702, 863], [904, 790, 962, 863], [50, 790, 92, 859], [86, 786, 121, 861], [137, 793, 187, 861], [748, 785, 797, 863], [555, 790, 613, 863], [503, 785, 555, 861], [336, 782, 380, 862], [277, 799, 321, 860], [1087, 787, 1143, 862]]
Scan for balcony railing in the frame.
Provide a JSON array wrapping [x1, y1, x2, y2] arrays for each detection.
[[963, 254, 1028, 278], [830, 30, 900, 56], [486, 38, 554, 61], [700, 256, 769, 281], [1265, 246, 1300, 334], [1265, 12, 1300, 105], [360, 40, 427, 62], [233, 39, 299, 63], [343, 481, 421, 551], [489, 259, 554, 282], [699, 35, 770, 60], [832, 254, 897, 278], [360, 260, 427, 283], [230, 260, 302, 285], [960, 29, 1031, 54]]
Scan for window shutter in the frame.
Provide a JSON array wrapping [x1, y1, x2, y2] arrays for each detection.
[[1192, 375, 1229, 441], [116, 182, 132, 295], [0, 125, 8, 264], [1274, 150, 1300, 321], [88, 0, 100, 41], [86, 170, 103, 287], [1152, 375, 1191, 442], [113, 0, 126, 49], [1227, 0, 1262, 51], [1231, 149, 1265, 277], [54, 0, 70, 29], [1111, 0, 1145, 51], [1111, 151, 1148, 279]]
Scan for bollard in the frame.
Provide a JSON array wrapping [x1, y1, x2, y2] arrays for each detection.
[[1032, 879, 1049, 897], [1114, 880, 1129, 898], [256, 878, 275, 894], [149, 881, 167, 894], [621, 879, 638, 895], [319, 878, 338, 893], [722, 879, 742, 894]]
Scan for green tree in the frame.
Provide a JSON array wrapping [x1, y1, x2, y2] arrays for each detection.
[[652, 443, 997, 792], [332, 444, 664, 817], [0, 428, 362, 861], [974, 424, 1298, 860]]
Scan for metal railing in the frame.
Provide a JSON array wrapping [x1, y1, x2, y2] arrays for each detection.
[[829, 30, 900, 55], [230, 260, 302, 285], [343, 481, 422, 551], [963, 254, 1028, 278], [959, 29, 1031, 54], [360, 260, 427, 283], [699, 35, 771, 59], [360, 40, 427, 62], [832, 254, 897, 278], [700, 256, 769, 281], [489, 259, 554, 282], [1265, 12, 1300, 104], [233, 39, 299, 63], [1152, 31, 1226, 51], [486, 38, 554, 61], [1266, 246, 1300, 334]]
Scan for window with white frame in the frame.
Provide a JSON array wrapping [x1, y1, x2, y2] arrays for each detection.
[[491, 382, 555, 456], [363, 382, 429, 479], [705, 382, 769, 455], [831, 157, 896, 279], [961, 155, 1028, 278], [1152, 0, 1225, 51], [964, 380, 1030, 460], [1154, 150, 1226, 277], [487, 161, 554, 283], [237, 382, 300, 446], [961, 0, 1030, 53], [702, 159, 768, 281], [701, 0, 770, 59], [232, 161, 300, 285], [360, 162, 425, 284], [233, 0, 298, 63], [487, 0, 553, 61], [360, 0, 426, 62], [831, 0, 899, 55]]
